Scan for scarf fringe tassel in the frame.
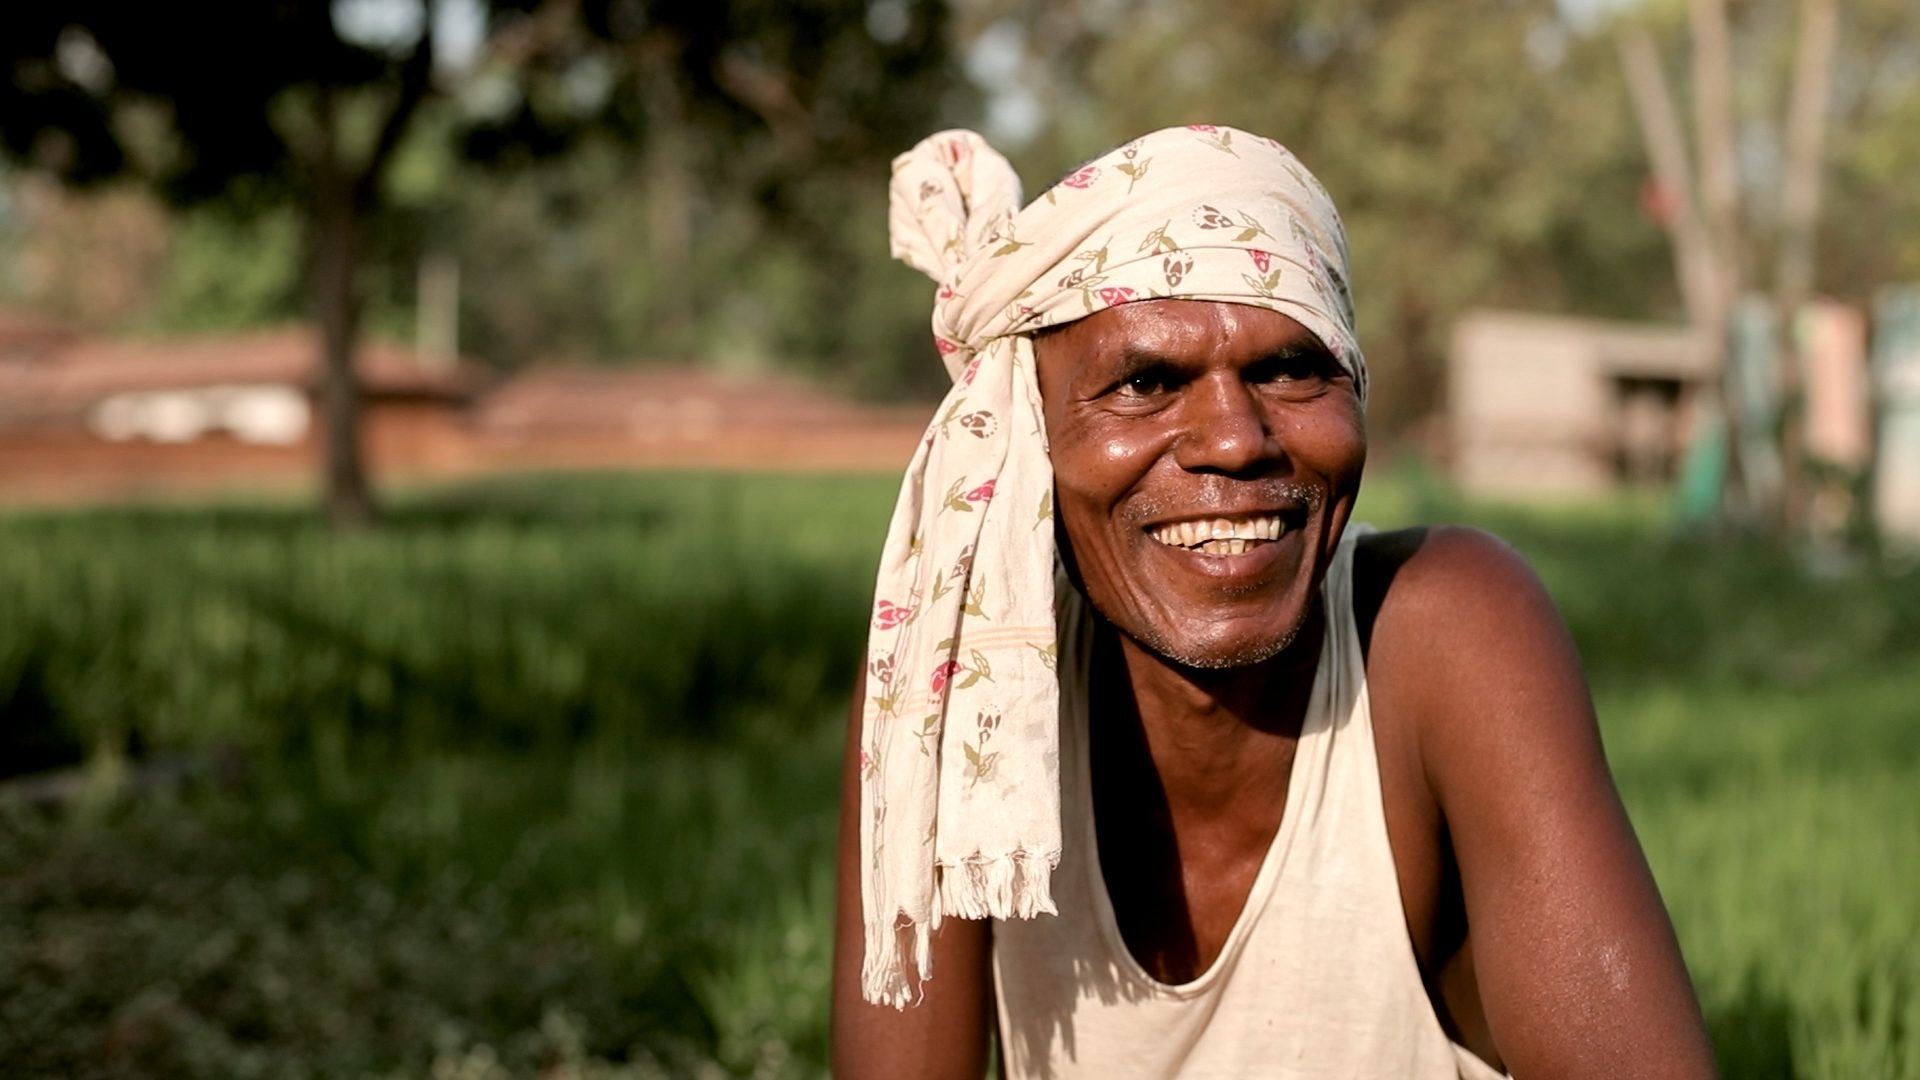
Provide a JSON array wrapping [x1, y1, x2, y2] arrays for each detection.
[[936, 850, 1059, 921], [860, 851, 1060, 1009]]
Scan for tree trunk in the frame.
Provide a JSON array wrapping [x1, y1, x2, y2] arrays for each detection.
[[303, 25, 432, 528], [1689, 0, 1751, 520], [311, 152, 374, 528], [1617, 25, 1747, 520], [1617, 30, 1717, 332], [1772, 0, 1841, 533], [1689, 0, 1742, 324]]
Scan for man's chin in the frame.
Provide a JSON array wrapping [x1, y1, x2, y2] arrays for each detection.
[[1154, 628, 1303, 671], [1100, 606, 1310, 672]]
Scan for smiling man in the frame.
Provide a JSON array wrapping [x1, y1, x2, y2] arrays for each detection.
[[832, 127, 1717, 1079]]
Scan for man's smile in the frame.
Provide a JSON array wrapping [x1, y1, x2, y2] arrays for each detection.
[[1142, 508, 1312, 556], [1136, 512, 1308, 590]]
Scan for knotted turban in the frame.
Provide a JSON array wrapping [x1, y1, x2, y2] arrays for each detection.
[[860, 125, 1365, 1006]]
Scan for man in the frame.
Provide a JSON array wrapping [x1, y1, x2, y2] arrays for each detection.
[[832, 126, 1716, 1078]]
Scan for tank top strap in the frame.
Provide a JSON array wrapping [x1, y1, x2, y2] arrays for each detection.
[[1269, 523, 1396, 889]]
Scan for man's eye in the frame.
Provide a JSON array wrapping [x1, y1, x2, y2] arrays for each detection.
[[1250, 350, 1333, 385], [1113, 365, 1178, 398]]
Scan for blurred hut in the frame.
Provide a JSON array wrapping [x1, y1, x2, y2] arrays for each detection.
[[0, 308, 77, 363], [1875, 285, 1920, 548], [1448, 310, 1714, 498], [0, 323, 477, 498]]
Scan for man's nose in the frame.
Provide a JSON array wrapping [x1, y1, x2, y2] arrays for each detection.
[[1173, 374, 1282, 474]]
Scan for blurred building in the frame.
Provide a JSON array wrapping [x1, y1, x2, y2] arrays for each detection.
[[0, 325, 473, 442], [1449, 310, 1714, 498], [1876, 286, 1920, 547], [0, 320, 476, 498], [0, 308, 78, 364], [0, 315, 931, 500]]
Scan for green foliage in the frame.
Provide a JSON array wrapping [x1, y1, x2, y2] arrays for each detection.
[[436, 144, 940, 395], [964, 0, 1920, 437], [1823, 0, 1920, 294], [140, 199, 306, 333], [2, 470, 1918, 1076], [978, 0, 1681, 434]]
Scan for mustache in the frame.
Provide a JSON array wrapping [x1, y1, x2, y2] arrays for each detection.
[[1121, 480, 1322, 526]]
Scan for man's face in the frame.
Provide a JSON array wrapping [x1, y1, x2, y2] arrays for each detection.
[[1034, 300, 1365, 669]]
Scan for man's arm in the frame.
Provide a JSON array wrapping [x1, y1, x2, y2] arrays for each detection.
[[830, 673, 996, 1079], [1376, 527, 1716, 1079]]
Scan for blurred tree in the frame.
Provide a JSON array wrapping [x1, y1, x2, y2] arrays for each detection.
[[958, 0, 1920, 466], [0, 1, 972, 519], [1613, 0, 1919, 534], [447, 0, 975, 395], [0, 2, 447, 525], [1, 178, 172, 326], [958, 0, 1677, 438]]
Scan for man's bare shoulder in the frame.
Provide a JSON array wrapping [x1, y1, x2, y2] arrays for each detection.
[[1353, 522, 1588, 772], [1353, 524, 1561, 663]]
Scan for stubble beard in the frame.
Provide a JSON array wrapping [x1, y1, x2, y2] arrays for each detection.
[[1114, 610, 1306, 671], [1092, 479, 1325, 671]]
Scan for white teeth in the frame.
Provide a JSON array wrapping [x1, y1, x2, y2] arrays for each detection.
[[1150, 515, 1289, 551]]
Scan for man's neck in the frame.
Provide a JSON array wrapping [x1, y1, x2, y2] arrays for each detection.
[[1095, 602, 1325, 820]]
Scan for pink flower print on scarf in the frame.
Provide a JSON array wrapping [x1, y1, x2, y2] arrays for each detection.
[[930, 659, 965, 695], [1060, 164, 1100, 189]]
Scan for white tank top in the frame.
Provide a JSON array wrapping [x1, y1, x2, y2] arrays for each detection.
[[993, 528, 1504, 1079]]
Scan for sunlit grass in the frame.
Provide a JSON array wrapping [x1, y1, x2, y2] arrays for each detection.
[[2, 468, 1916, 1076]]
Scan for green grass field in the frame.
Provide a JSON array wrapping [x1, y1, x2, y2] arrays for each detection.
[[2, 470, 1916, 1078]]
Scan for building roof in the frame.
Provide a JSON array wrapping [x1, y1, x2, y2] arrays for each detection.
[[0, 307, 78, 363], [1452, 309, 1715, 381], [0, 325, 480, 427]]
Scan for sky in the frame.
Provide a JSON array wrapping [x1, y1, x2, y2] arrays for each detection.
[[331, 0, 485, 72]]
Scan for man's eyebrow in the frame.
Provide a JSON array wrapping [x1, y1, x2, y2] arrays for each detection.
[[1113, 344, 1184, 369], [1110, 339, 1331, 368], [1094, 345, 1189, 383], [1264, 338, 1335, 360], [1247, 340, 1340, 371], [1080, 340, 1346, 399]]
